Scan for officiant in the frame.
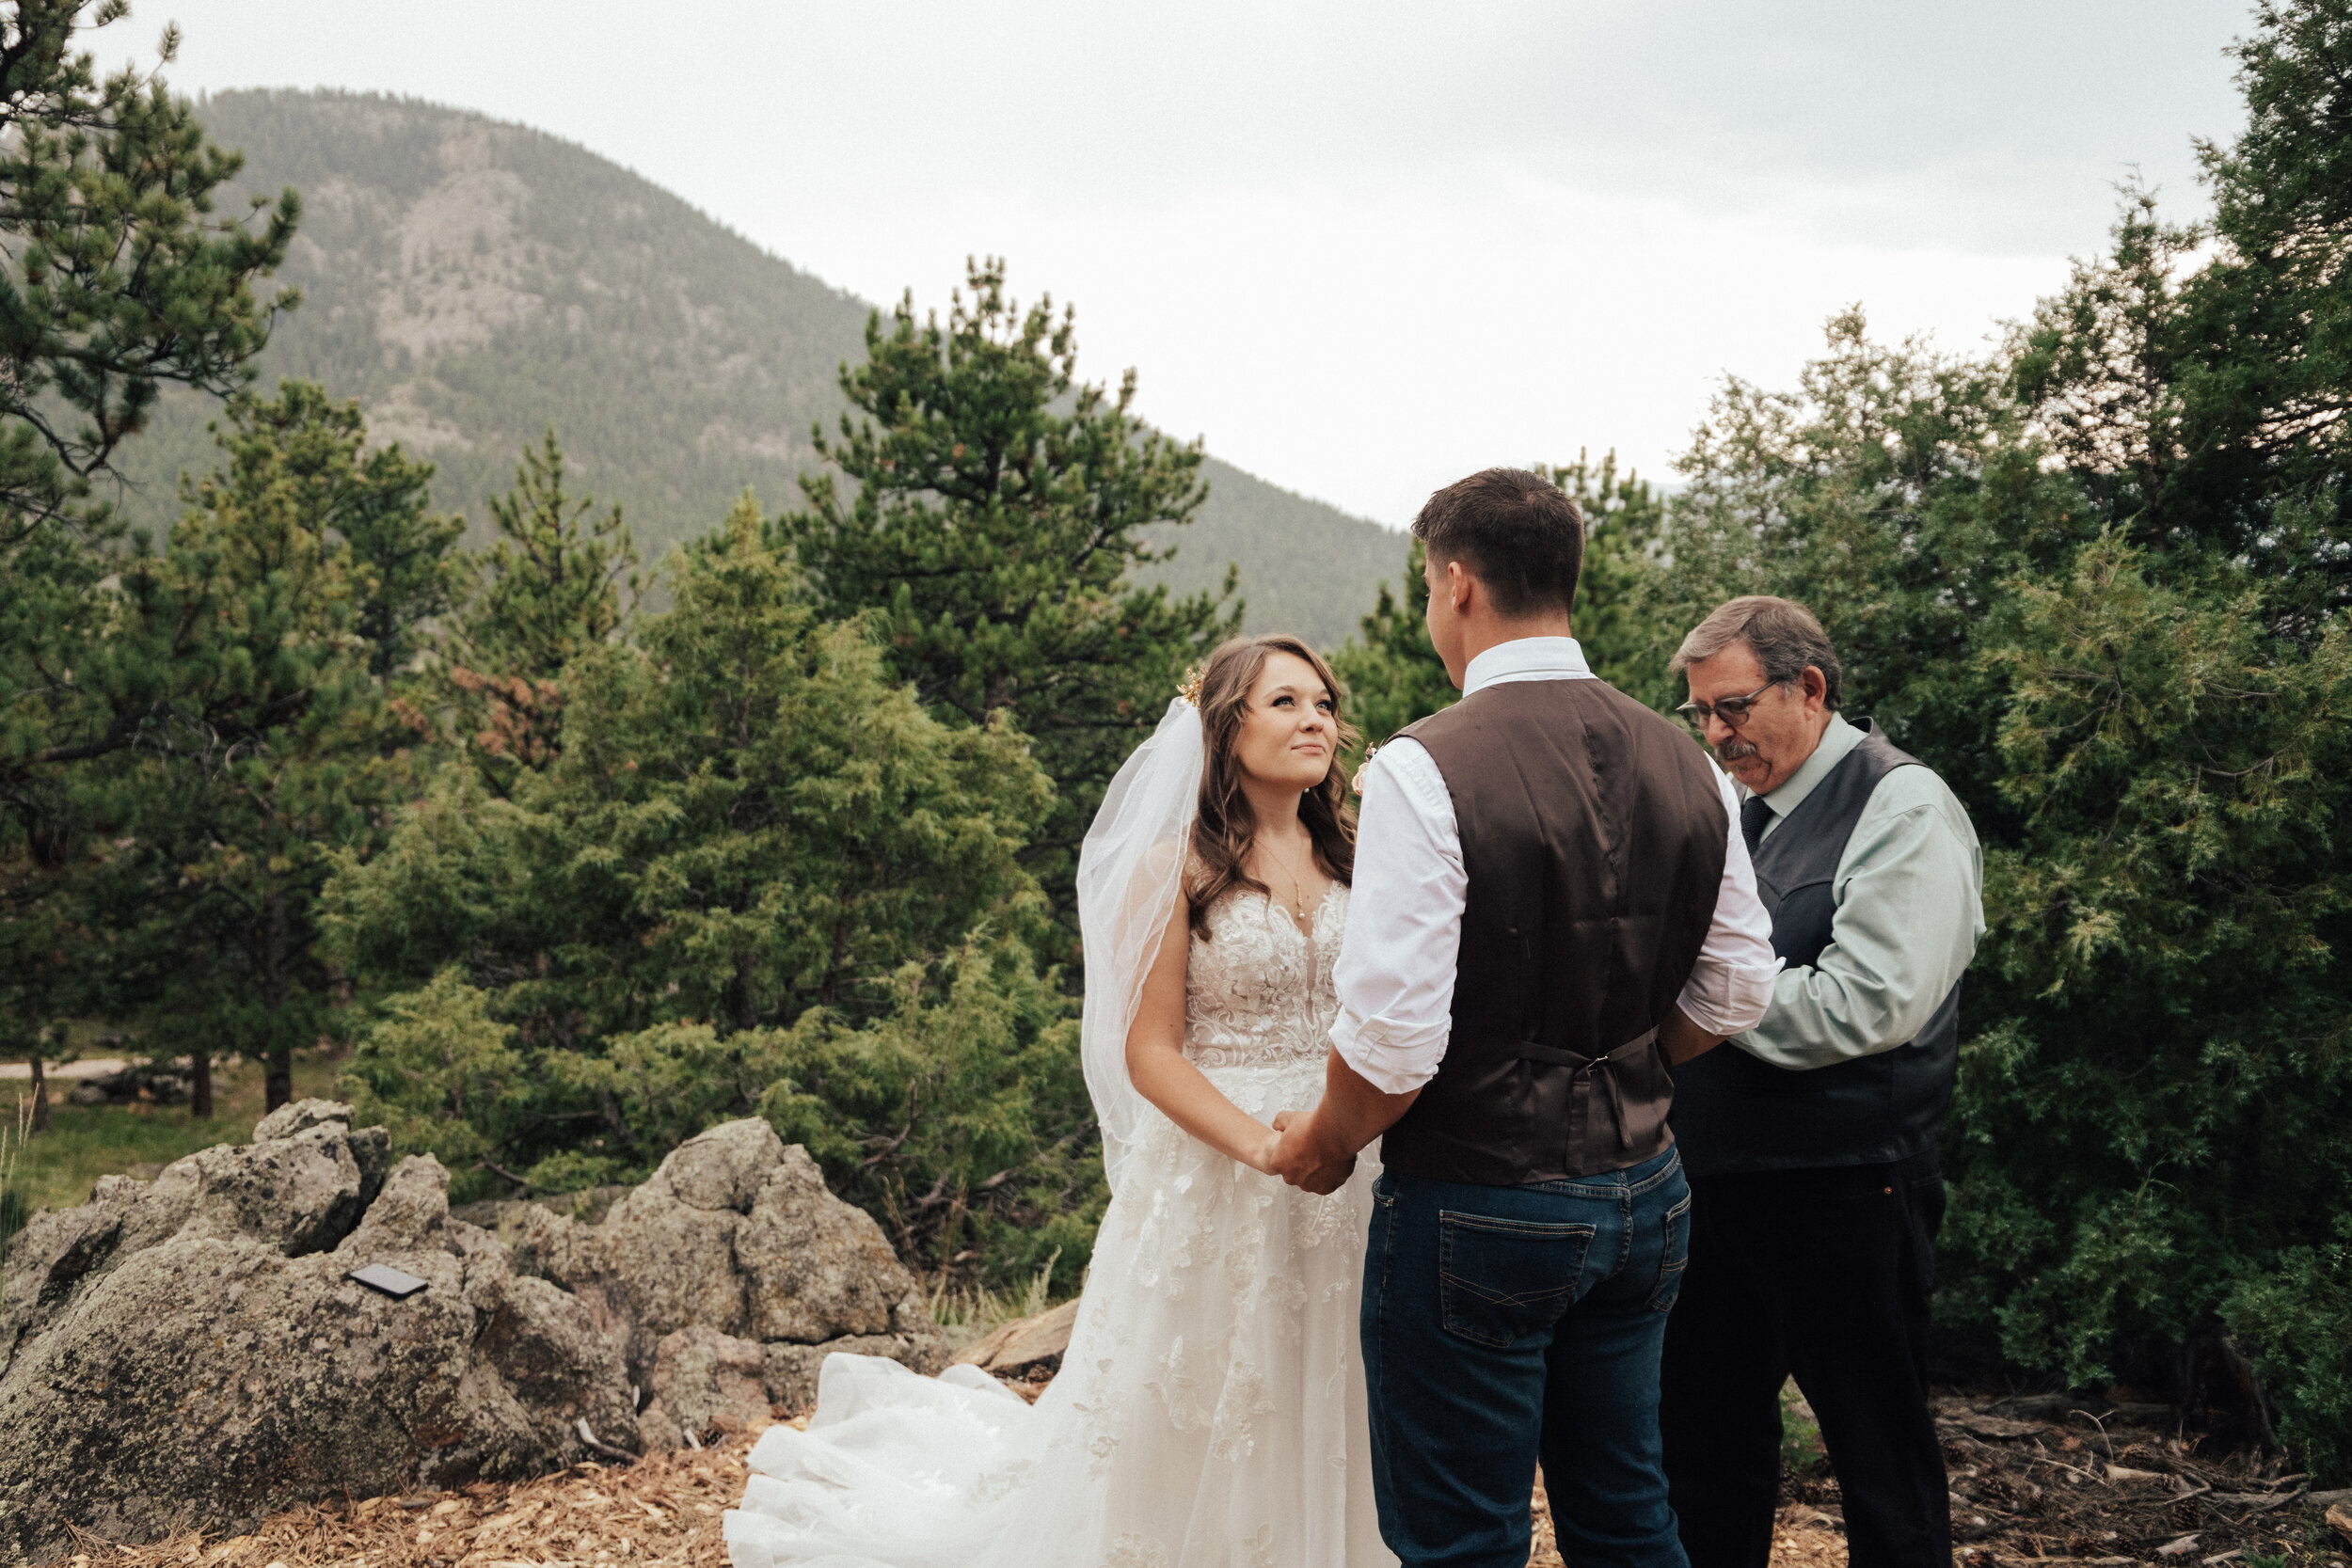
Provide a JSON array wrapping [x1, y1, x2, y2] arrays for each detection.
[[1658, 596, 1984, 1568]]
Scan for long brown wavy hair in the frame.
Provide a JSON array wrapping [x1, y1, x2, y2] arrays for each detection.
[[1184, 634, 1359, 939]]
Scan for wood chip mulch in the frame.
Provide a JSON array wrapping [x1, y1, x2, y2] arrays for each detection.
[[1527, 1473, 1843, 1568], [59, 1395, 2352, 1568], [65, 1419, 803, 1568], [1534, 1392, 2352, 1568]]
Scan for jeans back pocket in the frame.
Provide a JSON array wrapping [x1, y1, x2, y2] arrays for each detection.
[[1649, 1192, 1692, 1312], [1438, 1211, 1596, 1349]]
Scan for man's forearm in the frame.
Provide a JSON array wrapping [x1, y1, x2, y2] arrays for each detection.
[[1298, 1045, 1420, 1163], [1660, 1004, 1727, 1066]]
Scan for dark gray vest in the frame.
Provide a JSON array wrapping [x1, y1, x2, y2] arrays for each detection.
[[1380, 679, 1729, 1186], [1669, 721, 1960, 1178]]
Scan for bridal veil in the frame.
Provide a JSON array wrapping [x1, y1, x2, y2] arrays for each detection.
[[1075, 695, 1202, 1197]]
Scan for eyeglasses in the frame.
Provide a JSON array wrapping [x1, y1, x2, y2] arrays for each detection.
[[1677, 678, 1787, 730]]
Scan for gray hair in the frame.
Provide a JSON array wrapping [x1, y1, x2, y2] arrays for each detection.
[[1670, 595, 1844, 711]]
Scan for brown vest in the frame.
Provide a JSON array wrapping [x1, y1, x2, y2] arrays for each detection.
[[1381, 679, 1729, 1186]]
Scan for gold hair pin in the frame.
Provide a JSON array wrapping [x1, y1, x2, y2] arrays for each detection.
[[1177, 666, 1205, 707]]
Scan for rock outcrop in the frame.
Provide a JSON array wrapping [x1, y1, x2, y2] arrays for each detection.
[[637, 1325, 771, 1451], [0, 1109, 945, 1563], [0, 1102, 638, 1564], [479, 1118, 949, 1418]]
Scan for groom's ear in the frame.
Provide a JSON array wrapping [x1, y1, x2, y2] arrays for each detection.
[[1442, 555, 1478, 615], [1426, 550, 1454, 601]]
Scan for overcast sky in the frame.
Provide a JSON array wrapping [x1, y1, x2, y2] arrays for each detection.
[[133, 1, 2252, 526]]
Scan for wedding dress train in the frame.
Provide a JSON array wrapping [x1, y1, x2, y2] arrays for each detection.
[[723, 883, 1393, 1568]]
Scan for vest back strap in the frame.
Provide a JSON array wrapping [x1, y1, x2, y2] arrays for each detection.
[[1517, 1026, 1661, 1153]]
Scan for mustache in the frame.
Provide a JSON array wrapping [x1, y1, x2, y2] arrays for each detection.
[[1714, 738, 1760, 765]]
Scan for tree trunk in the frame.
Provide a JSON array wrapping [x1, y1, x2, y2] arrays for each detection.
[[262, 888, 293, 1112], [28, 1052, 50, 1133], [190, 1049, 214, 1120]]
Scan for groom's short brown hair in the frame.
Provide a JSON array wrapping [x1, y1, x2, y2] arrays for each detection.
[[1411, 467, 1585, 618]]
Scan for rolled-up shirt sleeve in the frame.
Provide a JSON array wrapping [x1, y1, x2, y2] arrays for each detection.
[[1675, 765, 1783, 1037], [1329, 739, 1464, 1094]]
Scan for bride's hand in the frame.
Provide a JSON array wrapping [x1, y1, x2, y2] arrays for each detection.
[[1267, 1111, 1355, 1193], [1246, 1118, 1288, 1176]]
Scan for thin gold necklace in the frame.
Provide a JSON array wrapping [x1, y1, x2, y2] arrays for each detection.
[[1263, 836, 1317, 922]]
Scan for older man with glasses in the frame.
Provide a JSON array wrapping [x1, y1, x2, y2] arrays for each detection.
[[1657, 595, 1984, 1568]]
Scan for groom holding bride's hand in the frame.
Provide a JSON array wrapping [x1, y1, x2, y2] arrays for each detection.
[[1270, 468, 1779, 1568]]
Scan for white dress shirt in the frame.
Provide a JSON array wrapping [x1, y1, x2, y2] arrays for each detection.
[[1734, 713, 1985, 1070], [1330, 636, 1782, 1095]]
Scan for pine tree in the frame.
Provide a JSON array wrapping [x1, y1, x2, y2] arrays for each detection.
[[0, 845, 78, 1132], [1542, 452, 1674, 705], [1327, 533, 1453, 758], [2172, 0, 2352, 619], [775, 260, 1236, 923], [0, 2, 296, 1115], [448, 430, 641, 785], [1939, 0, 2352, 1465], [0, 1, 298, 541], [87, 382, 457, 1112], [325, 498, 1061, 1231]]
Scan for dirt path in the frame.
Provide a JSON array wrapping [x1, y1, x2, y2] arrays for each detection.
[[0, 1058, 132, 1080]]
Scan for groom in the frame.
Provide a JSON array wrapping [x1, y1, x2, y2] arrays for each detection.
[[1271, 467, 1778, 1568]]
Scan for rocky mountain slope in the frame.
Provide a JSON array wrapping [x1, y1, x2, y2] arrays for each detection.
[[113, 90, 1404, 647]]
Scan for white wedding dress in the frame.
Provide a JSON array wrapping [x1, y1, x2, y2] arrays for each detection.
[[724, 882, 1393, 1568]]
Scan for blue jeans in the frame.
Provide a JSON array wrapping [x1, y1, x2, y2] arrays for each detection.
[[1362, 1147, 1694, 1568]]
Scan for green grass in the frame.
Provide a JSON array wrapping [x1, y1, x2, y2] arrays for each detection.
[[924, 1246, 1067, 1356], [3, 1050, 344, 1217], [1781, 1377, 1827, 1472]]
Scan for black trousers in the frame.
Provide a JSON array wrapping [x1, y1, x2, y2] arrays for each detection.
[[1657, 1151, 1950, 1568]]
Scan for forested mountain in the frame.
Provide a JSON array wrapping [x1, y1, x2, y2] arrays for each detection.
[[111, 89, 1403, 647]]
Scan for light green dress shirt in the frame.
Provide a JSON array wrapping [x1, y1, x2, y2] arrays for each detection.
[[1734, 713, 1986, 1072]]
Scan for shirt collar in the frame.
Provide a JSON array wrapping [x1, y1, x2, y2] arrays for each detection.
[[1461, 636, 1592, 698], [1755, 712, 1864, 817]]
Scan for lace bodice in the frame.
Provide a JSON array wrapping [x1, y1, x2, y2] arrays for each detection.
[[1183, 880, 1349, 1070]]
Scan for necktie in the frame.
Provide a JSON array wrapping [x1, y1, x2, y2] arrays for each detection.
[[1740, 794, 1774, 854]]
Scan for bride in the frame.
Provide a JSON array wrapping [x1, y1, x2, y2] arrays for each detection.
[[724, 633, 1394, 1568]]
